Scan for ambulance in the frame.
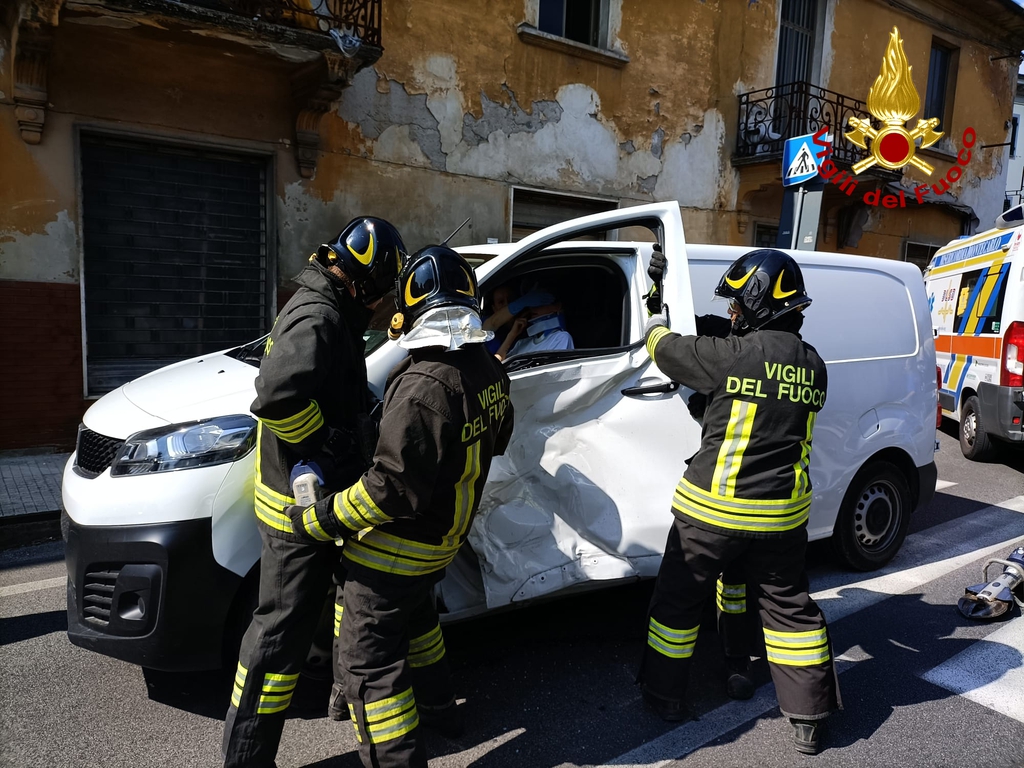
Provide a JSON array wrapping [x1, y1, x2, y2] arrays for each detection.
[[925, 204, 1024, 460]]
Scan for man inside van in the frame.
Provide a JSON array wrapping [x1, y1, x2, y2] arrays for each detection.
[[222, 217, 404, 768], [639, 248, 839, 755], [287, 244, 514, 768]]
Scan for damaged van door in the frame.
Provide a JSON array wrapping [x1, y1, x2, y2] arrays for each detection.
[[441, 202, 700, 614]]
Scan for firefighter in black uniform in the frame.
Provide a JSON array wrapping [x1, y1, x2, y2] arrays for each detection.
[[222, 217, 405, 768], [639, 248, 839, 755], [288, 244, 514, 768]]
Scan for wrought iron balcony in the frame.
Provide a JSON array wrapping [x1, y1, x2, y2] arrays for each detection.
[[189, 0, 381, 43], [735, 81, 873, 168]]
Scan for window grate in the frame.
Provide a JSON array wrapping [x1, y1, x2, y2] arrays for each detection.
[[81, 135, 268, 396]]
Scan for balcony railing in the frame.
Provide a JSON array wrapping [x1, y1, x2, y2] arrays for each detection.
[[188, 0, 381, 43], [735, 81, 872, 167]]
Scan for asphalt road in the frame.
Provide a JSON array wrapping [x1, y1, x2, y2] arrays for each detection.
[[2, 422, 1023, 768]]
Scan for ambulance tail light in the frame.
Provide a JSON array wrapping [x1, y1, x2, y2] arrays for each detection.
[[936, 366, 943, 427], [1002, 321, 1024, 389]]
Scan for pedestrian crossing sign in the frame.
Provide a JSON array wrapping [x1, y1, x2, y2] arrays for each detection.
[[782, 133, 819, 187]]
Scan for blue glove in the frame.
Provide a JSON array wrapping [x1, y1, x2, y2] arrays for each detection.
[[508, 291, 555, 315]]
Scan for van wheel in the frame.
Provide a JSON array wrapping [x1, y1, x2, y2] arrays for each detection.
[[959, 396, 996, 461], [832, 460, 912, 571]]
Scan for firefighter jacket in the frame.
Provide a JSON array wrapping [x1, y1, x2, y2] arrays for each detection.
[[251, 262, 373, 536], [646, 322, 827, 538], [325, 343, 514, 577]]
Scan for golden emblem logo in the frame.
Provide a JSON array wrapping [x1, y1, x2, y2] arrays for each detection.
[[845, 27, 943, 175]]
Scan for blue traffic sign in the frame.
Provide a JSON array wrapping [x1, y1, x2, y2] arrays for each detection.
[[782, 133, 820, 187]]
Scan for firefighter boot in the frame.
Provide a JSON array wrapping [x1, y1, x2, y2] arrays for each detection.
[[418, 700, 464, 738], [725, 656, 755, 700], [641, 684, 691, 722], [791, 718, 821, 755]]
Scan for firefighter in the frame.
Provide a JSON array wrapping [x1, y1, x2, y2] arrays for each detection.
[[288, 244, 514, 768], [222, 217, 405, 768], [639, 248, 839, 755]]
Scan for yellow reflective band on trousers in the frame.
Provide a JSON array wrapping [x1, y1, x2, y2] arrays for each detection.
[[257, 672, 300, 714], [363, 687, 419, 744], [647, 617, 698, 659], [673, 478, 811, 533], [408, 623, 446, 669], [716, 578, 746, 614], [253, 424, 296, 534], [231, 662, 248, 708], [334, 602, 344, 638], [791, 412, 816, 499], [763, 627, 830, 667], [712, 400, 757, 497], [646, 326, 672, 362], [332, 479, 391, 533], [259, 400, 324, 444], [344, 529, 459, 576]]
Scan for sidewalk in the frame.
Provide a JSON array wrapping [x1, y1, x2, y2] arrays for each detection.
[[0, 452, 71, 518]]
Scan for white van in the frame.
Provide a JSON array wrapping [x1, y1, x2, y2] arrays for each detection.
[[62, 202, 938, 673], [924, 204, 1024, 460]]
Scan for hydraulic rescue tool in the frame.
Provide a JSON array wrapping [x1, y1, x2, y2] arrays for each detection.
[[957, 547, 1024, 621]]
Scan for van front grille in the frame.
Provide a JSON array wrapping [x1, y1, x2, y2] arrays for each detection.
[[75, 428, 124, 477], [82, 566, 121, 628]]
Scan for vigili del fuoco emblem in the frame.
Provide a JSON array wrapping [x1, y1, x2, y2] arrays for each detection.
[[845, 26, 943, 175]]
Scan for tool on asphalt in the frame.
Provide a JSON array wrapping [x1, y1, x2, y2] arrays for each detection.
[[958, 546, 1024, 620], [290, 461, 325, 507]]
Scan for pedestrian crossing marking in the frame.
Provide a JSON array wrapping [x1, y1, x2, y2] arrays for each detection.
[[921, 618, 1024, 724]]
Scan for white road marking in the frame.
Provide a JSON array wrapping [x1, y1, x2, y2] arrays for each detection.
[[935, 480, 958, 491], [597, 496, 1024, 768], [0, 576, 65, 598], [921, 617, 1024, 724]]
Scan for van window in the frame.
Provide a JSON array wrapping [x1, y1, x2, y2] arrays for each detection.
[[483, 255, 631, 369], [688, 259, 919, 362], [953, 265, 1011, 335]]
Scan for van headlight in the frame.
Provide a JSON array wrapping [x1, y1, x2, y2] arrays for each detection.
[[110, 415, 257, 477]]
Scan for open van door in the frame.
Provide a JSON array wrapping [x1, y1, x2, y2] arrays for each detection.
[[448, 203, 701, 614]]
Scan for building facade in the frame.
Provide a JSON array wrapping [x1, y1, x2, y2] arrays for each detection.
[[3, 0, 1023, 449]]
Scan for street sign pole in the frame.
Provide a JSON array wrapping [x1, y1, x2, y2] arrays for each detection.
[[779, 132, 826, 251]]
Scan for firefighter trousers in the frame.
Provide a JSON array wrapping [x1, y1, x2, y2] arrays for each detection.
[[222, 529, 340, 768], [639, 518, 840, 719], [716, 565, 751, 660], [339, 566, 455, 768]]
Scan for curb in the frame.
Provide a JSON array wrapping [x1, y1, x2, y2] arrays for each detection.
[[0, 510, 62, 551]]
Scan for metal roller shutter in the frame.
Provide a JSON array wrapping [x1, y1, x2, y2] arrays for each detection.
[[80, 134, 269, 396]]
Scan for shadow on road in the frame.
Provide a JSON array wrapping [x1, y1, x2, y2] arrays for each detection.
[[0, 609, 67, 645]]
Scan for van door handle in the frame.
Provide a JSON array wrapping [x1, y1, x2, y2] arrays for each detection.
[[622, 381, 679, 396]]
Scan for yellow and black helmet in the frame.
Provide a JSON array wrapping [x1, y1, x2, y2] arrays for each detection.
[[388, 245, 479, 339], [316, 217, 406, 304], [714, 248, 811, 330]]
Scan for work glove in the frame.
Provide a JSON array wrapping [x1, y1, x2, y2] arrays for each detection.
[[286, 495, 346, 543], [686, 392, 708, 423], [644, 313, 669, 339], [508, 291, 555, 316], [647, 245, 667, 284], [644, 286, 662, 317]]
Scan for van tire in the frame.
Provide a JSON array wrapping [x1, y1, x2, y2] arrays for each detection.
[[832, 460, 912, 571], [959, 396, 996, 461]]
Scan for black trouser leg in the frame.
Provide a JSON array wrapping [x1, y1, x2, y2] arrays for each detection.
[[222, 530, 337, 768], [639, 519, 738, 702], [339, 570, 432, 768], [717, 565, 750, 659], [745, 531, 840, 719], [407, 596, 455, 711]]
